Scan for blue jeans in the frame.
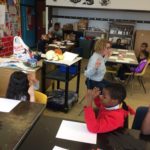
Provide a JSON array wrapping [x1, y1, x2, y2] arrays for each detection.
[[85, 78, 110, 90]]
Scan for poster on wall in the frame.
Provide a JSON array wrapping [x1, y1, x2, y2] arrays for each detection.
[[46, 0, 150, 11], [3, 0, 21, 36], [0, 5, 5, 38]]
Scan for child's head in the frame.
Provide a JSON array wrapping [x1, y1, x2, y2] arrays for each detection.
[[101, 83, 126, 107], [94, 39, 111, 56], [6, 71, 30, 100], [116, 38, 121, 45], [140, 42, 148, 51], [139, 50, 149, 60]]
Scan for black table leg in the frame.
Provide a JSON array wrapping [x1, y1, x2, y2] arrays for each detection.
[[57, 81, 60, 89], [76, 60, 81, 97], [64, 66, 69, 112], [42, 61, 46, 93]]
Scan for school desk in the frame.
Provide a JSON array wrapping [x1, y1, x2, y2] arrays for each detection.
[[19, 116, 150, 150]]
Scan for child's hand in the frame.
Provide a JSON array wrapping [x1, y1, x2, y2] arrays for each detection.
[[92, 87, 101, 98], [95, 59, 101, 69], [85, 90, 93, 107], [85, 88, 101, 107]]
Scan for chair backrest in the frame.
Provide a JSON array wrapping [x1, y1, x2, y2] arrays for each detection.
[[132, 107, 148, 130], [137, 59, 150, 76], [34, 91, 47, 104]]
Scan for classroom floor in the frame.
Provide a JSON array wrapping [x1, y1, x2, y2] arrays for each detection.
[[44, 59, 150, 128]]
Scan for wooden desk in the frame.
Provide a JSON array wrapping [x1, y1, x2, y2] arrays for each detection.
[[0, 101, 45, 150], [19, 116, 150, 150], [107, 49, 138, 65]]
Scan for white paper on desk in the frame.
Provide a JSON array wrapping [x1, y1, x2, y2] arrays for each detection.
[[63, 52, 78, 61], [56, 120, 97, 144], [49, 44, 59, 48], [53, 146, 68, 150], [118, 49, 127, 52], [112, 51, 119, 54], [126, 52, 135, 56], [0, 98, 20, 113], [124, 58, 134, 61], [116, 59, 130, 63], [109, 56, 118, 60]]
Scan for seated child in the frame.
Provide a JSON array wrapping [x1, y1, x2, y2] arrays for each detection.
[[84, 83, 135, 133], [6, 71, 38, 102], [116, 50, 149, 81], [38, 34, 49, 54]]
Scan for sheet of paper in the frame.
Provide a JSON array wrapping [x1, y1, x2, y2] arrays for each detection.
[[0, 98, 21, 113], [53, 146, 68, 150], [49, 44, 59, 48], [60, 46, 66, 49], [112, 51, 119, 54], [118, 49, 127, 52], [116, 59, 130, 63], [126, 52, 135, 56], [45, 57, 82, 66], [56, 120, 97, 144], [109, 56, 118, 60], [63, 52, 78, 62], [124, 58, 135, 61]]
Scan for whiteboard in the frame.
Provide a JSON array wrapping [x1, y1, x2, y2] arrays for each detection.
[[46, 0, 150, 11]]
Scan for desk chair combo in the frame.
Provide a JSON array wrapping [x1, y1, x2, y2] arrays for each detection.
[[125, 59, 150, 94], [106, 59, 150, 93]]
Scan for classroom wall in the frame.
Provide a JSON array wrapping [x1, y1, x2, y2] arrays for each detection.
[[52, 8, 150, 31], [46, 0, 150, 11]]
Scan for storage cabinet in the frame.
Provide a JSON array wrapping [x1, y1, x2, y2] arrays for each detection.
[[109, 22, 135, 49]]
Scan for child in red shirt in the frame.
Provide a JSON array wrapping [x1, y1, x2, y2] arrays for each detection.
[[84, 83, 135, 133]]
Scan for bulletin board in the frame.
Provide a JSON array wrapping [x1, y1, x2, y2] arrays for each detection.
[[0, 0, 21, 38]]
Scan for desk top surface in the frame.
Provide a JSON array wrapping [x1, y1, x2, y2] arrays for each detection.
[[19, 116, 150, 150], [0, 101, 45, 150], [108, 49, 138, 65], [44, 57, 82, 66]]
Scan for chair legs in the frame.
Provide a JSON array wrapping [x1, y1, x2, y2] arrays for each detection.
[[125, 75, 134, 94], [126, 76, 146, 94], [137, 77, 146, 93]]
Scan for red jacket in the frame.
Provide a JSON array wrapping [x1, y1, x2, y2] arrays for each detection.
[[84, 97, 135, 133]]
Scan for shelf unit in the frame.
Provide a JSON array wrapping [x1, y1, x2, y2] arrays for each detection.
[[109, 22, 135, 49], [41, 58, 82, 112]]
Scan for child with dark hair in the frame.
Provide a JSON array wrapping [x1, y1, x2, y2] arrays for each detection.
[[140, 42, 148, 52], [84, 83, 135, 133], [6, 71, 35, 102], [116, 50, 149, 81]]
